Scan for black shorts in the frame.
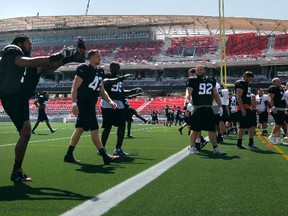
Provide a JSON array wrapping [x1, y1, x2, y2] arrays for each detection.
[[125, 108, 137, 122], [1, 96, 30, 131], [236, 109, 256, 129], [285, 111, 288, 123], [219, 106, 228, 122], [228, 112, 237, 122], [190, 107, 215, 132], [258, 111, 268, 124], [75, 113, 99, 131], [271, 111, 285, 126], [102, 108, 126, 128], [37, 109, 48, 122], [214, 114, 220, 125]]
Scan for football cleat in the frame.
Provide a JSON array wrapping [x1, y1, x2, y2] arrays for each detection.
[[102, 154, 119, 165], [64, 155, 81, 164], [236, 145, 247, 149], [188, 146, 199, 154], [268, 135, 277, 145], [178, 127, 183, 135], [213, 147, 226, 154], [248, 144, 259, 151], [113, 148, 129, 156], [11, 169, 32, 182]]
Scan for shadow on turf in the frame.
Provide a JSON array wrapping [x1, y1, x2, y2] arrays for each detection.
[[198, 150, 241, 160], [76, 163, 118, 174], [0, 184, 90, 201]]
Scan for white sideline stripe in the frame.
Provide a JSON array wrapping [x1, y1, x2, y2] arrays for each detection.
[[0, 126, 164, 148], [61, 147, 190, 216]]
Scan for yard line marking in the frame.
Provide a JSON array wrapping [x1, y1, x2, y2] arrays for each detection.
[[256, 130, 288, 161], [0, 126, 164, 147], [61, 146, 190, 216]]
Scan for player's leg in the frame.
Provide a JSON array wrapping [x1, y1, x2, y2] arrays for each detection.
[[236, 110, 247, 149], [31, 120, 40, 134], [126, 120, 134, 138], [101, 126, 112, 147], [90, 130, 119, 164], [2, 96, 33, 182], [64, 128, 84, 164], [45, 120, 57, 133], [114, 109, 129, 156]]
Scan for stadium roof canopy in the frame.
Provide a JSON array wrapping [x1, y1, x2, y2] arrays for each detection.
[[0, 15, 287, 35]]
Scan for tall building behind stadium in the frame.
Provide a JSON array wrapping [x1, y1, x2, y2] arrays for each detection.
[[0, 15, 288, 96]]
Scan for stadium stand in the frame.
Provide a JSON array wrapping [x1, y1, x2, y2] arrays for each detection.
[[225, 33, 269, 57]]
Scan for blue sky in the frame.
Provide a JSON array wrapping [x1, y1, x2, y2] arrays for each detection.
[[0, 0, 287, 20]]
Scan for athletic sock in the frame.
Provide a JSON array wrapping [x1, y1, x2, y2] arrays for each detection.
[[13, 160, 23, 172], [213, 145, 218, 149], [66, 145, 75, 156], [237, 139, 242, 146], [249, 138, 254, 145], [98, 148, 107, 156]]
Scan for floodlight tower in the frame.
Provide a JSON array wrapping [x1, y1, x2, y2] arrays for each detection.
[[85, 0, 91, 15]]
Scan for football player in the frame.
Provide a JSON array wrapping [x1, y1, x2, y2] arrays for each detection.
[[0, 34, 85, 182], [186, 65, 225, 155], [31, 91, 57, 134], [235, 71, 259, 150], [64, 50, 119, 165], [268, 78, 288, 145]]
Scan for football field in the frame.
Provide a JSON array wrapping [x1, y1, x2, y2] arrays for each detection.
[[1, 122, 288, 216]]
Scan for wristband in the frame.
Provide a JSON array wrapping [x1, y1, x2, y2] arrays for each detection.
[[72, 102, 77, 107]]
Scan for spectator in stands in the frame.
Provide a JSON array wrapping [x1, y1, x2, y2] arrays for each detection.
[[0, 34, 86, 182], [31, 91, 57, 134]]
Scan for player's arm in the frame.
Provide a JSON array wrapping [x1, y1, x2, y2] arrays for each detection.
[[14, 56, 52, 68], [212, 87, 222, 108], [71, 75, 83, 116], [37, 61, 64, 75], [185, 87, 193, 104], [34, 99, 39, 108], [99, 85, 117, 109], [236, 87, 247, 116], [268, 92, 277, 113]]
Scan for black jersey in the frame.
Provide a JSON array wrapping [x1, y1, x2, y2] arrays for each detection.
[[268, 85, 286, 108], [103, 73, 125, 101], [0, 45, 40, 99], [37, 95, 48, 110], [186, 76, 216, 106], [76, 63, 104, 109], [0, 45, 26, 97], [235, 79, 252, 105]]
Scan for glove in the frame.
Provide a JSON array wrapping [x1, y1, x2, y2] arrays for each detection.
[[219, 106, 223, 116], [186, 103, 194, 112], [49, 38, 86, 63], [130, 87, 143, 94], [49, 45, 76, 62]]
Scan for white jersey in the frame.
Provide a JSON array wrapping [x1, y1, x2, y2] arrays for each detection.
[[255, 94, 268, 113], [221, 89, 229, 106], [230, 96, 237, 113], [284, 90, 288, 102], [212, 83, 221, 106], [212, 83, 229, 106]]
